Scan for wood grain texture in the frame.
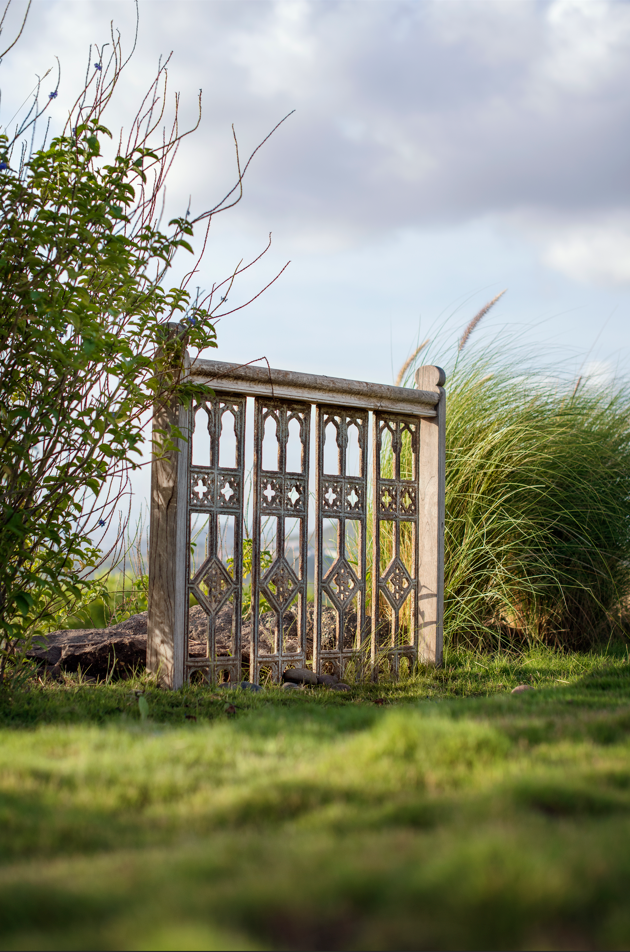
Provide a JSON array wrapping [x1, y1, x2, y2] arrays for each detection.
[[415, 366, 446, 666], [191, 359, 438, 417], [147, 333, 190, 689]]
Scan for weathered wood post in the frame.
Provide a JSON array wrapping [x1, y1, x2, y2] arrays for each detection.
[[415, 365, 446, 666], [147, 324, 190, 688]]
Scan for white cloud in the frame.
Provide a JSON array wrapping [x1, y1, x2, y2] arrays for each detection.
[[542, 0, 630, 93], [229, 0, 317, 99], [542, 217, 630, 286], [3, 0, 630, 289], [4, 0, 630, 246], [7, 0, 630, 519]]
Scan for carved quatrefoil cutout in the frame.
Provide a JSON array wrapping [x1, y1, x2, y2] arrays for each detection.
[[220, 480, 235, 502], [190, 473, 212, 505], [346, 487, 360, 509], [379, 486, 396, 512], [193, 479, 209, 500], [263, 482, 276, 502], [400, 487, 416, 514]]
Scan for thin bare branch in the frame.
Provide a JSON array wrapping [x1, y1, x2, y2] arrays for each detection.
[[212, 260, 291, 319], [191, 110, 295, 224], [0, 0, 31, 61]]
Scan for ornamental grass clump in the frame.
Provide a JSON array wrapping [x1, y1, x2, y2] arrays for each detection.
[[441, 348, 630, 649], [396, 295, 630, 653]]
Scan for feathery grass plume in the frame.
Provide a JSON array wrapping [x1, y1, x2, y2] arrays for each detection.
[[395, 339, 430, 387], [458, 289, 507, 352]]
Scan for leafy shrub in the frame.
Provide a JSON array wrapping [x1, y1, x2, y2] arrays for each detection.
[[0, 21, 289, 679]]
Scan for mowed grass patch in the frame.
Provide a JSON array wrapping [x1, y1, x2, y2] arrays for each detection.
[[2, 647, 630, 949]]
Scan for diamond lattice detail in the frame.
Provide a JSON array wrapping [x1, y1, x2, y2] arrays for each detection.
[[265, 559, 299, 610], [384, 558, 413, 608], [327, 559, 359, 607], [196, 558, 233, 614]]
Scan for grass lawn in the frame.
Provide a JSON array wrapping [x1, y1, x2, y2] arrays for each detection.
[[2, 646, 630, 950]]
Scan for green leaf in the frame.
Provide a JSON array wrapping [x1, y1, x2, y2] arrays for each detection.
[[14, 592, 34, 616], [0, 69, 237, 665]]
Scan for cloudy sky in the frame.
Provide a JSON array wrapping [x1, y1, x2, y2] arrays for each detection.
[[3, 0, 630, 388]]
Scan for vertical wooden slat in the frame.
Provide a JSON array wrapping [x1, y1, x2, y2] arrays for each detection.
[[371, 413, 420, 677], [370, 410, 380, 675], [251, 398, 310, 683], [314, 407, 368, 679], [187, 393, 246, 684], [415, 365, 446, 666], [147, 325, 190, 689]]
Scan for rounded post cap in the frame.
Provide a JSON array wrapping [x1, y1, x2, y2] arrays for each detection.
[[415, 365, 446, 391]]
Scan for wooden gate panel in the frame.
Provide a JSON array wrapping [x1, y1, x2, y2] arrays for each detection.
[[148, 349, 445, 687], [371, 413, 420, 676], [186, 392, 246, 684], [251, 398, 311, 683], [314, 406, 369, 678]]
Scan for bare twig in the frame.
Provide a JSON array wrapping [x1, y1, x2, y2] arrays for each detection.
[[191, 110, 296, 224], [0, 0, 31, 61]]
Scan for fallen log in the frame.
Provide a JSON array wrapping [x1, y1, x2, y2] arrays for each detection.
[[28, 604, 364, 680]]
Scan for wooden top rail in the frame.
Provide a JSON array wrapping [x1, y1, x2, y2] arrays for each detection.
[[189, 358, 439, 417]]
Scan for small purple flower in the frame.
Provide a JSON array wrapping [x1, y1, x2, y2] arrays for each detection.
[[94, 63, 102, 71], [98, 520, 106, 527], [0, 161, 8, 170], [187, 315, 197, 326], [49, 91, 58, 99]]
